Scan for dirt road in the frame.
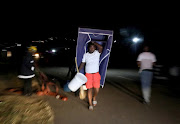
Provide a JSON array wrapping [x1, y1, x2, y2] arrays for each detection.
[[1, 67, 180, 124]]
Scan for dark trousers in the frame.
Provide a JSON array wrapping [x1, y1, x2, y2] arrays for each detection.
[[23, 78, 32, 95]]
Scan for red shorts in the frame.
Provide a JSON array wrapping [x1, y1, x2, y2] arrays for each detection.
[[85, 72, 101, 89]]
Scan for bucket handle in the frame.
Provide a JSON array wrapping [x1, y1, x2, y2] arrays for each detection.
[[75, 57, 79, 73]]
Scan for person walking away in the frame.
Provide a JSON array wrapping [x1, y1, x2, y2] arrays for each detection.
[[137, 45, 156, 104], [79, 41, 103, 110], [18, 46, 37, 96]]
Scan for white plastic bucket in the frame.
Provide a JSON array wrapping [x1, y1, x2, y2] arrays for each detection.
[[68, 73, 87, 92]]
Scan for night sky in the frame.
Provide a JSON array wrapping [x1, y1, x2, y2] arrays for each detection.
[[1, 7, 179, 67]]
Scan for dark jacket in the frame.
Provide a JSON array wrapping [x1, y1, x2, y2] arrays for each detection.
[[18, 52, 35, 77]]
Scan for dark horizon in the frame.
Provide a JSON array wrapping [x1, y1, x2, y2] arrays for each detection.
[[1, 16, 180, 67]]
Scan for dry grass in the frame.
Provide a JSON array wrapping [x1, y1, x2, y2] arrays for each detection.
[[0, 95, 54, 124]]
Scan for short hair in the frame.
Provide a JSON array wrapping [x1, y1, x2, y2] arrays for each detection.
[[143, 45, 150, 52], [88, 42, 97, 49]]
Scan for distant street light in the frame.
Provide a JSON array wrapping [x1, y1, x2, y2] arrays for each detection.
[[132, 37, 141, 43], [49, 37, 53, 40], [52, 49, 56, 53], [131, 36, 143, 55]]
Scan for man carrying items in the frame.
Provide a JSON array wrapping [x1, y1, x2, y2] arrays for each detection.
[[78, 41, 103, 111], [18, 46, 37, 96]]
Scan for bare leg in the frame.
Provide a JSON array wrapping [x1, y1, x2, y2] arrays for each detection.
[[93, 88, 99, 101], [88, 88, 93, 106]]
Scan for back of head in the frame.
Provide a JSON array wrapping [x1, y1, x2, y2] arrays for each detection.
[[143, 46, 149, 52]]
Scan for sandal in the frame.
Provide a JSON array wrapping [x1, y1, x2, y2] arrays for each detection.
[[89, 106, 93, 111], [92, 101, 97, 106]]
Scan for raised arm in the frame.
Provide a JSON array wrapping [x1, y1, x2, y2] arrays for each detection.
[[91, 41, 103, 53]]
